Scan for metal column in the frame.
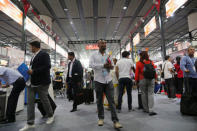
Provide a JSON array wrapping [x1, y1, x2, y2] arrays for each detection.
[[131, 38, 134, 62], [21, 5, 27, 63], [55, 41, 57, 65], [119, 42, 121, 58], [159, 2, 166, 60]]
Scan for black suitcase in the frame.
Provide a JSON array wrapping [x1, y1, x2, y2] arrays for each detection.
[[137, 86, 143, 109], [84, 88, 94, 103], [75, 88, 85, 105], [36, 95, 57, 117], [180, 77, 197, 115]]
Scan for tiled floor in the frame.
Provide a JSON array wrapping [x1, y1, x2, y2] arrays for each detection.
[[0, 90, 197, 131]]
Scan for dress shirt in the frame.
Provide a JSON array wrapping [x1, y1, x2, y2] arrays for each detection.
[[180, 55, 197, 78], [69, 58, 76, 77], [0, 67, 22, 85], [89, 51, 113, 84]]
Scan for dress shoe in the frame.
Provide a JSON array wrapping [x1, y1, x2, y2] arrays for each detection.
[[0, 119, 15, 124], [70, 108, 77, 112], [149, 112, 157, 116]]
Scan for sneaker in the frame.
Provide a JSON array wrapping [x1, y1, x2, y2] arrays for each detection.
[[114, 122, 123, 129], [98, 119, 104, 126], [19, 124, 35, 131], [46, 116, 54, 124]]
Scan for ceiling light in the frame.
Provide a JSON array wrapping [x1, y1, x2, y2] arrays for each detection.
[[123, 6, 127, 10], [64, 8, 68, 11]]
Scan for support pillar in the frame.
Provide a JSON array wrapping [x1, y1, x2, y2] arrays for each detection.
[[159, 2, 166, 60]]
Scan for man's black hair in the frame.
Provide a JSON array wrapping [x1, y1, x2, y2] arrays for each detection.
[[29, 41, 40, 48], [122, 51, 130, 58]]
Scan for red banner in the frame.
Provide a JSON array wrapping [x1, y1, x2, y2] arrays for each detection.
[[85, 44, 99, 50], [22, 0, 30, 16]]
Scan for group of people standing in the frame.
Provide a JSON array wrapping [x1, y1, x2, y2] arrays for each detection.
[[0, 39, 196, 130], [161, 46, 197, 99]]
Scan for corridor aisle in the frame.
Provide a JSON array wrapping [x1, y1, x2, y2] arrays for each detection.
[[0, 90, 197, 131]]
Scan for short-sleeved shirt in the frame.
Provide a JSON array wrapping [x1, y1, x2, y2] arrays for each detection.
[[163, 61, 173, 79], [116, 58, 134, 79]]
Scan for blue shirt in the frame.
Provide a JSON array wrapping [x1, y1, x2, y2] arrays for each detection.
[[180, 55, 197, 78], [0, 67, 22, 85]]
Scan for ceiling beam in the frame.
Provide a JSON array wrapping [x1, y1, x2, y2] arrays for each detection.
[[41, 0, 71, 41], [111, 0, 131, 39], [55, 15, 143, 20], [103, 0, 114, 39], [59, 0, 80, 40], [93, 0, 98, 40], [120, 0, 147, 40], [76, 0, 87, 40]]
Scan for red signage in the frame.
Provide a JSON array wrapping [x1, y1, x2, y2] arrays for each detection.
[[85, 44, 99, 50]]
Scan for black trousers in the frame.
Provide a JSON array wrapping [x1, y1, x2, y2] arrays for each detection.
[[118, 78, 133, 110], [175, 78, 183, 94], [68, 81, 80, 109], [184, 77, 197, 96], [6, 77, 26, 121], [165, 78, 176, 98]]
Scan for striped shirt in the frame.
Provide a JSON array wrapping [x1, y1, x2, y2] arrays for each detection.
[[0, 67, 22, 85]]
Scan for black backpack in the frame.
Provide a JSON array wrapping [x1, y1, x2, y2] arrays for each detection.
[[141, 60, 156, 79]]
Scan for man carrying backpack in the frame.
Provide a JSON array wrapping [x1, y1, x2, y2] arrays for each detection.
[[135, 51, 157, 116]]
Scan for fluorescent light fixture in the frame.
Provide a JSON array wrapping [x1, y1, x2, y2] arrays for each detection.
[[123, 6, 127, 10], [64, 8, 68, 11]]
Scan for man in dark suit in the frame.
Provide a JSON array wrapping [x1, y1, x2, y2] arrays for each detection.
[[66, 52, 83, 112], [20, 41, 54, 131]]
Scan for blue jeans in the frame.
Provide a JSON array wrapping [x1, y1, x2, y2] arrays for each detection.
[[117, 78, 133, 110]]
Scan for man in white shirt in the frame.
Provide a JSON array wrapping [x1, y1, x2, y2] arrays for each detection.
[[89, 39, 122, 129], [0, 67, 25, 123], [163, 55, 176, 98], [115, 51, 134, 112]]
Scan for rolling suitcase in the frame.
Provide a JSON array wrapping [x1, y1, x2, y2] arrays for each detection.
[[180, 77, 197, 115], [36, 94, 57, 117], [137, 86, 143, 109]]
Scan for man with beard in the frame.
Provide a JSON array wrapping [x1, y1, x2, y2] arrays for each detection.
[[180, 46, 197, 96], [89, 39, 122, 129]]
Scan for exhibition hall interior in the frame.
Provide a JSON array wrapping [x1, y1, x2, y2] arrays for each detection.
[[0, 0, 197, 131]]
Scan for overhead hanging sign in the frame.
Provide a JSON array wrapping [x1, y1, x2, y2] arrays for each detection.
[[25, 17, 49, 45], [144, 16, 156, 37], [133, 33, 140, 46], [126, 42, 131, 51], [0, 0, 22, 25], [166, 0, 188, 18], [0, 0, 67, 57], [85, 44, 99, 50], [68, 40, 121, 44]]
